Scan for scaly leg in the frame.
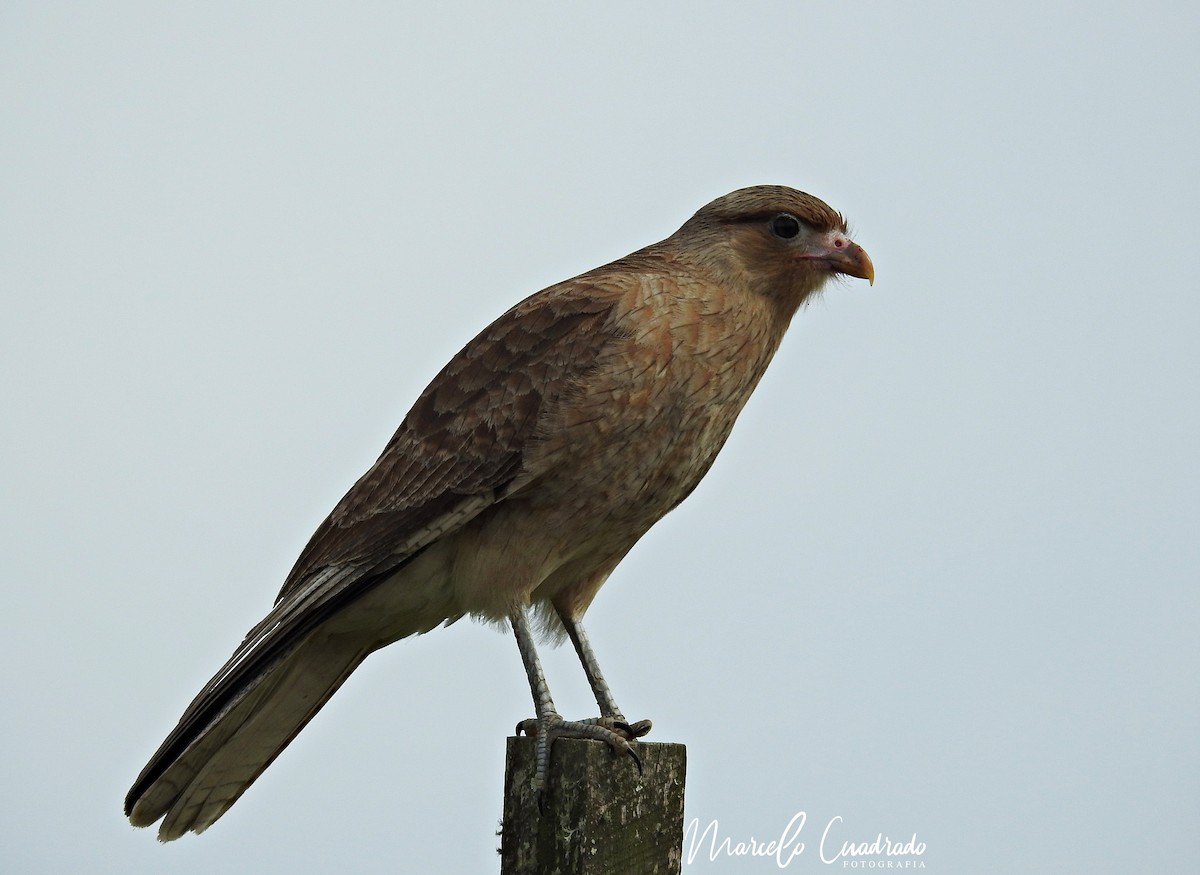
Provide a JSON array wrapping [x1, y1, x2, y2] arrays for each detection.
[[559, 607, 652, 740], [510, 607, 643, 792]]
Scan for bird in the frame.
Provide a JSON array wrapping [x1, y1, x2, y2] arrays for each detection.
[[125, 184, 874, 840]]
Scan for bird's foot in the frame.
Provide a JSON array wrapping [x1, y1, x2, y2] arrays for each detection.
[[515, 713, 652, 793], [573, 714, 654, 741]]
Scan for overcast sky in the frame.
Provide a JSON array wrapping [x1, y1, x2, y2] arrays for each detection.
[[3, 2, 1197, 873]]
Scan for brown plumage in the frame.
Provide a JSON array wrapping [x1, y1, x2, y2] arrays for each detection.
[[125, 185, 873, 839]]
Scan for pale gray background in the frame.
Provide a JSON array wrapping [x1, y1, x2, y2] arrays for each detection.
[[3, 2, 1196, 872]]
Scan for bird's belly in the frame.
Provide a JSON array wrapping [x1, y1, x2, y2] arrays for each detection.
[[439, 398, 736, 623]]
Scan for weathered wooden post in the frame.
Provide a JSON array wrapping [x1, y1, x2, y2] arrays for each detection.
[[500, 736, 687, 874]]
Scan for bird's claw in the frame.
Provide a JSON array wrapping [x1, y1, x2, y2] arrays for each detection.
[[575, 715, 653, 741], [516, 712, 651, 791], [515, 718, 539, 736], [518, 714, 652, 743], [621, 718, 654, 740], [626, 744, 644, 775]]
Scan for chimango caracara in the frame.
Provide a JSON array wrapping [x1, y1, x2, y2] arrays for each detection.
[[126, 185, 874, 839]]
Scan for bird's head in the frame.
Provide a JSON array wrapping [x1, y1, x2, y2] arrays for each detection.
[[672, 185, 874, 312]]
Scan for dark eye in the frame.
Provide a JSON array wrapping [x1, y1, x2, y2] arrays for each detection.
[[769, 213, 802, 239]]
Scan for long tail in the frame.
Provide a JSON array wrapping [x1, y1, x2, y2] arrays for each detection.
[[125, 630, 368, 840]]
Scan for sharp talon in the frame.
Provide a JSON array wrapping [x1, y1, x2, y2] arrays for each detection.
[[627, 747, 643, 775], [606, 718, 652, 741], [627, 719, 653, 739]]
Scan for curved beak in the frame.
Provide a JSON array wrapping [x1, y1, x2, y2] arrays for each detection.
[[834, 241, 874, 286], [803, 234, 875, 286]]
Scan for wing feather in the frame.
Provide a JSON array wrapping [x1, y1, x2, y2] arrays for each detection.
[[125, 287, 620, 815]]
